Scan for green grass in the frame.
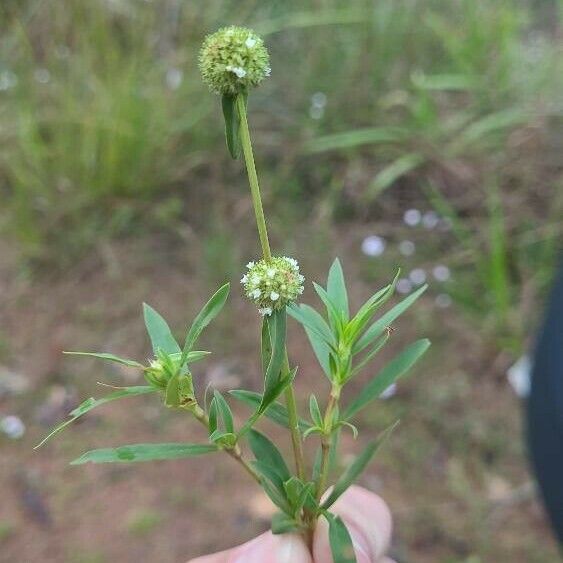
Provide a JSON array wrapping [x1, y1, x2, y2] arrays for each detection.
[[1, 1, 561, 345]]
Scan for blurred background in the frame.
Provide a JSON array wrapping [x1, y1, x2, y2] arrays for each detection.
[[1, 0, 562, 561]]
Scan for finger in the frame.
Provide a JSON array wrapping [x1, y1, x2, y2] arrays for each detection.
[[313, 485, 392, 563], [188, 530, 313, 563]]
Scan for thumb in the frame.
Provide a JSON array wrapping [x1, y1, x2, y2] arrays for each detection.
[[313, 486, 394, 563], [188, 530, 312, 563]]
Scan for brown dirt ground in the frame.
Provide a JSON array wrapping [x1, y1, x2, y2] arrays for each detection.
[[0, 226, 560, 563]]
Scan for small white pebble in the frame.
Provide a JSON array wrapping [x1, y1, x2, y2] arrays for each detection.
[[34, 68, 50, 84], [361, 235, 386, 257], [399, 240, 416, 256], [432, 265, 451, 282], [396, 278, 412, 294], [409, 268, 427, 285], [422, 211, 439, 229], [435, 293, 452, 308], [165, 68, 183, 90], [403, 209, 421, 227], [1, 415, 25, 439], [311, 92, 327, 108]]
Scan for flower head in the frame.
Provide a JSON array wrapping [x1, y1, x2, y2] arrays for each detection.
[[199, 26, 271, 95], [242, 256, 304, 315]]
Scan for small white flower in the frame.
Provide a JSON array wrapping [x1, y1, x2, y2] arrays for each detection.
[[259, 307, 273, 316], [298, 274, 305, 283], [361, 235, 386, 257], [247, 261, 255, 269], [251, 289, 262, 299], [404, 209, 422, 227], [245, 36, 257, 48], [265, 67, 272, 77], [240, 274, 248, 284], [432, 265, 451, 282], [228, 66, 247, 78], [267, 268, 277, 278], [270, 291, 280, 301], [251, 275, 260, 285]]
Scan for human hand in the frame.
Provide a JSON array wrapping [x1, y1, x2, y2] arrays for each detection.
[[188, 485, 395, 563]]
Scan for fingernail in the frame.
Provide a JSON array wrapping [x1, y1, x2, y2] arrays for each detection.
[[347, 522, 372, 563], [276, 534, 310, 563]]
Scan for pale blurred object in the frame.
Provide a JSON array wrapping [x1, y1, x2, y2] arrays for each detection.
[[507, 355, 532, 398]]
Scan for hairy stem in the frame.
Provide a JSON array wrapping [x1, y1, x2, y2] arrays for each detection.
[[316, 386, 340, 502], [237, 95, 272, 261], [192, 405, 261, 485], [236, 93, 306, 481]]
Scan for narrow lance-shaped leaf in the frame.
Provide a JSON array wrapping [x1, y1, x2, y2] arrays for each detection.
[[229, 390, 311, 432], [344, 339, 430, 420], [248, 429, 291, 481], [182, 283, 230, 362], [35, 386, 157, 449], [143, 303, 181, 355], [353, 284, 427, 355], [63, 352, 144, 368], [309, 395, 323, 427], [213, 390, 234, 434], [71, 443, 219, 464], [222, 93, 242, 159], [263, 309, 287, 398], [327, 513, 356, 563], [327, 258, 349, 321], [322, 421, 399, 510]]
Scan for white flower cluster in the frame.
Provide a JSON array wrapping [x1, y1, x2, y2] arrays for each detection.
[[241, 256, 305, 315]]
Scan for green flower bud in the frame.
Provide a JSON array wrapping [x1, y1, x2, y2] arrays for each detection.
[[241, 256, 304, 315], [199, 26, 271, 95]]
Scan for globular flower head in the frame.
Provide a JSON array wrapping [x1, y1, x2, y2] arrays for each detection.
[[241, 256, 304, 315], [199, 26, 271, 95]]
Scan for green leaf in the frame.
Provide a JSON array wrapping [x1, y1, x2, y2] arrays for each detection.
[[248, 429, 290, 481], [271, 512, 300, 534], [345, 339, 430, 420], [143, 303, 181, 355], [309, 395, 323, 427], [252, 461, 292, 513], [349, 272, 399, 340], [322, 421, 398, 510], [71, 443, 219, 464], [213, 390, 234, 434], [63, 352, 143, 368], [327, 258, 349, 321], [222, 93, 242, 159], [35, 386, 157, 448], [327, 513, 356, 563], [353, 285, 427, 355], [288, 304, 333, 379], [305, 126, 407, 154], [182, 283, 230, 360], [229, 390, 310, 431], [183, 350, 211, 364], [263, 310, 287, 398], [165, 372, 181, 407], [208, 398, 218, 435], [366, 152, 425, 200]]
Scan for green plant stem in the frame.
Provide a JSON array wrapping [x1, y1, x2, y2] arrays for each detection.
[[316, 386, 340, 502], [236, 93, 306, 481], [192, 405, 261, 485], [236, 94, 272, 261]]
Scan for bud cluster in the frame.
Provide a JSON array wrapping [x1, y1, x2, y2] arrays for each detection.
[[199, 26, 271, 96], [241, 256, 305, 315]]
